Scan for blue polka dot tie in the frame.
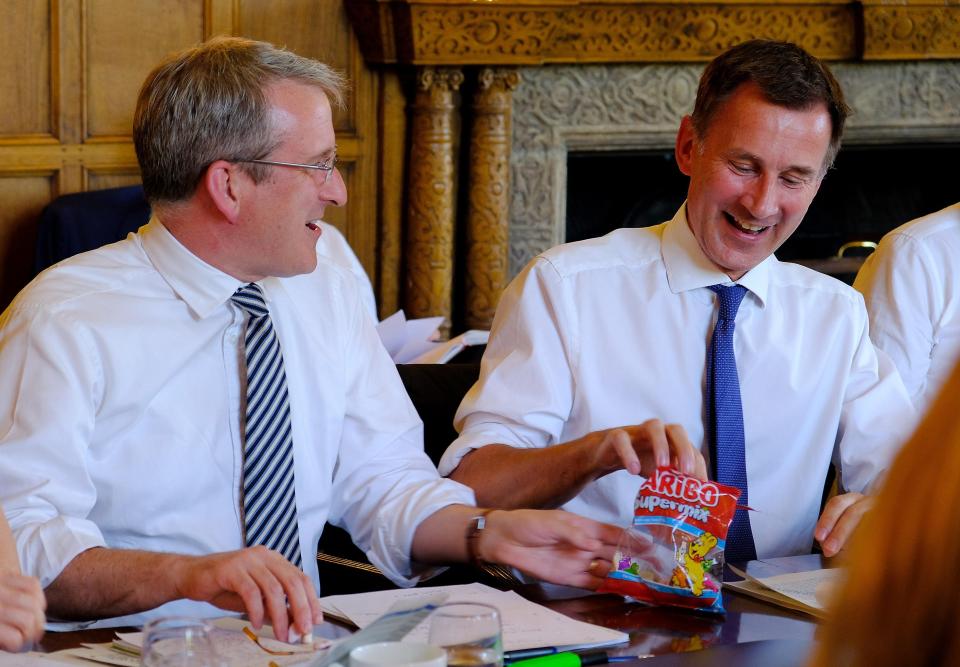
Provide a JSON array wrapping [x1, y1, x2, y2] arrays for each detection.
[[231, 283, 302, 567], [706, 284, 757, 562]]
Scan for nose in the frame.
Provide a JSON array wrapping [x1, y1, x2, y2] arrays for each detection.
[[320, 167, 348, 207], [741, 174, 778, 220]]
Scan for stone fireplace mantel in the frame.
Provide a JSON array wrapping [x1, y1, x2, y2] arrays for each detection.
[[345, 0, 960, 330]]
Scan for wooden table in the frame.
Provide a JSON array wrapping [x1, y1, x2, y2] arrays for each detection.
[[37, 556, 824, 666]]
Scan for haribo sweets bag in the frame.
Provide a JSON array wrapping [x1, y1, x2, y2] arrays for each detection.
[[598, 466, 741, 613]]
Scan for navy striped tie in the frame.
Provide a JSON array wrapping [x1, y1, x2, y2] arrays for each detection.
[[231, 283, 302, 567], [706, 284, 757, 563]]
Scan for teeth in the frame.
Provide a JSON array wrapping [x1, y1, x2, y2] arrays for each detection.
[[732, 216, 764, 233]]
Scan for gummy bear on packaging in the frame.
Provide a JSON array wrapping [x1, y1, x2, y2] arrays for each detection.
[[598, 467, 741, 613]]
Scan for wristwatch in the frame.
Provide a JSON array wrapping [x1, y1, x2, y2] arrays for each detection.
[[466, 509, 493, 566]]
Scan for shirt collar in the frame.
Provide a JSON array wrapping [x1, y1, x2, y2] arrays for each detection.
[[661, 203, 772, 308], [139, 217, 246, 319]]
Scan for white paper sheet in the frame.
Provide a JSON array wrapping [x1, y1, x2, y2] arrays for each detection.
[[320, 582, 627, 653], [375, 310, 444, 363], [726, 565, 841, 617]]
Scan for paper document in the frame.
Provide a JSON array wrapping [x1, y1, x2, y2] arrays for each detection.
[[376, 310, 445, 364], [320, 582, 628, 653], [411, 329, 489, 364], [725, 564, 842, 618], [310, 591, 448, 667], [50, 618, 327, 667], [0, 653, 72, 666]]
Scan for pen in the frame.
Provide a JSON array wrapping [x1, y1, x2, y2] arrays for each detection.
[[508, 651, 611, 667], [505, 647, 559, 662]]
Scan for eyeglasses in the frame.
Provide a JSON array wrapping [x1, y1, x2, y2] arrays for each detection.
[[237, 156, 339, 184]]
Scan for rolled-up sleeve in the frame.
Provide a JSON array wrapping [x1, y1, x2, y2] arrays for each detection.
[[837, 296, 917, 495], [439, 257, 576, 476], [330, 306, 475, 585], [0, 303, 107, 586]]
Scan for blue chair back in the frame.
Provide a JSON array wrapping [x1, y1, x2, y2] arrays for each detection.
[[34, 185, 150, 275]]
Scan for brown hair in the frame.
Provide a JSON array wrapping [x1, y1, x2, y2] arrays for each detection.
[[133, 36, 346, 204], [691, 39, 850, 172], [810, 358, 960, 666]]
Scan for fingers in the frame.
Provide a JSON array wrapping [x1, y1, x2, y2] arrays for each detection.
[[815, 493, 872, 557], [607, 429, 643, 475], [0, 574, 45, 652], [664, 423, 706, 480], [481, 510, 621, 589], [608, 421, 705, 480], [180, 547, 319, 643], [240, 548, 317, 642], [557, 513, 622, 555]]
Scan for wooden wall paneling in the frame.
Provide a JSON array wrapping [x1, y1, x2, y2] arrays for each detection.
[[86, 169, 145, 192], [0, 0, 387, 312], [0, 1, 52, 137], [236, 0, 361, 133], [340, 33, 380, 289], [0, 174, 56, 306], [376, 70, 407, 318], [204, 0, 238, 37], [54, 0, 85, 193], [85, 0, 205, 139]]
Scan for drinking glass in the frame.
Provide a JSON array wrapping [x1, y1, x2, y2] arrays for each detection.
[[428, 602, 503, 667], [139, 617, 223, 667]]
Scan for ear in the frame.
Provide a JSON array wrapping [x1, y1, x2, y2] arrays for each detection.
[[675, 116, 698, 177], [203, 160, 245, 223]]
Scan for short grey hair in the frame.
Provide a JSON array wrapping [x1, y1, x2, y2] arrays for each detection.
[[133, 36, 346, 204]]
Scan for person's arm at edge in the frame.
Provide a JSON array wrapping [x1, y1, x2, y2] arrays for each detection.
[[44, 545, 321, 642], [813, 290, 917, 558], [449, 422, 706, 509]]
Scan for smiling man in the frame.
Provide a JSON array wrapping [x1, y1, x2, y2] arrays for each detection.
[[440, 40, 915, 563], [0, 37, 623, 640]]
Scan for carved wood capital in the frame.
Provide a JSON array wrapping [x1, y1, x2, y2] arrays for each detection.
[[347, 1, 860, 64], [864, 5, 960, 60]]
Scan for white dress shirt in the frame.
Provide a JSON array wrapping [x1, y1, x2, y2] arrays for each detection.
[[854, 203, 960, 413], [440, 206, 914, 559], [318, 222, 377, 320], [0, 219, 474, 628]]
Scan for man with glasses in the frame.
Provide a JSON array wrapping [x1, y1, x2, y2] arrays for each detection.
[[0, 37, 621, 640]]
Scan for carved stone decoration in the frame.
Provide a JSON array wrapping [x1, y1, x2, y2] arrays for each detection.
[[508, 61, 960, 277], [509, 63, 702, 275], [465, 68, 520, 330], [833, 61, 960, 142], [406, 4, 857, 63], [404, 66, 464, 334], [864, 6, 960, 60]]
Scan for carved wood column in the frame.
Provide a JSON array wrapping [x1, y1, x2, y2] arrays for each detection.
[[465, 68, 520, 330], [404, 66, 463, 335]]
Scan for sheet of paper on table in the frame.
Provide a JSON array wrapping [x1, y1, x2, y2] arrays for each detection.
[[320, 582, 628, 653], [49, 617, 327, 667], [725, 564, 842, 618]]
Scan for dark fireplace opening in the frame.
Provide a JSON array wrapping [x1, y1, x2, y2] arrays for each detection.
[[566, 143, 959, 283]]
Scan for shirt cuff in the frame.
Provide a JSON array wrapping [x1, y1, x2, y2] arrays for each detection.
[[366, 478, 476, 586], [19, 515, 106, 587]]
